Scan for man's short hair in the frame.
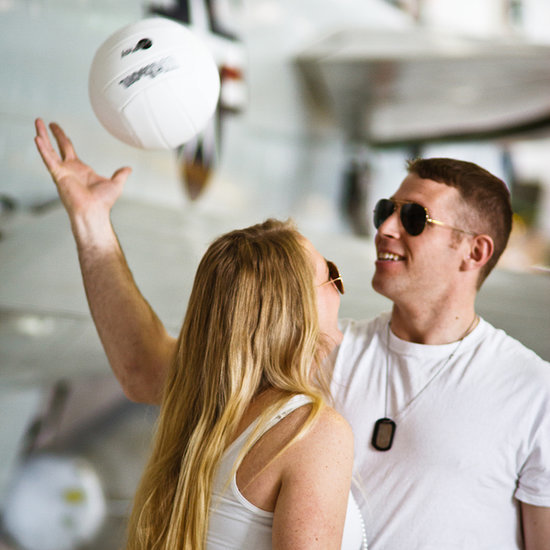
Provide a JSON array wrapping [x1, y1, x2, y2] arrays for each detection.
[[407, 157, 513, 285]]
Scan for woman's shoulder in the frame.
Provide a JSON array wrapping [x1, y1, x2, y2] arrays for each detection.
[[247, 398, 354, 473], [272, 397, 352, 436], [235, 397, 353, 513], [279, 403, 354, 465], [307, 405, 353, 442]]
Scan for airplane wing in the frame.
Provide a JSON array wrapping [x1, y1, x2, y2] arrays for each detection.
[[296, 28, 550, 145]]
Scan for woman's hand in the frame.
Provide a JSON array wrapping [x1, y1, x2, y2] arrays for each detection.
[[34, 118, 132, 220]]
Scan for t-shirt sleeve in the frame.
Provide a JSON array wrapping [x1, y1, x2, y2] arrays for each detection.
[[514, 363, 550, 507]]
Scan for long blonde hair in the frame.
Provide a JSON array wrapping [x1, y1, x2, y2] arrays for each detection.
[[126, 219, 330, 549]]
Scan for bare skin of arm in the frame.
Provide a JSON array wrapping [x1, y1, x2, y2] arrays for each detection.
[[522, 502, 550, 550], [34, 119, 175, 404], [272, 407, 354, 549], [231, 390, 355, 549]]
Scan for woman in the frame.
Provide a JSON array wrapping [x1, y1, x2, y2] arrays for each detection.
[[32, 119, 365, 548], [126, 219, 366, 549]]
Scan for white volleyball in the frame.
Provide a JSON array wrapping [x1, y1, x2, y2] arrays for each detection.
[[89, 17, 220, 150]]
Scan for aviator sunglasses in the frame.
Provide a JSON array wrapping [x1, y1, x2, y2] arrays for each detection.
[[319, 259, 345, 294], [373, 198, 476, 237]]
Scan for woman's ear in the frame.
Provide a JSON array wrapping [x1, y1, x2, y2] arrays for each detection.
[[461, 234, 494, 272]]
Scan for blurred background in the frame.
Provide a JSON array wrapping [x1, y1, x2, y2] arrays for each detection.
[[1, 0, 550, 548]]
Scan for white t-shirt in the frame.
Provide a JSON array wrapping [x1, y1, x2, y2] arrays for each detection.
[[332, 312, 550, 550], [207, 394, 367, 549]]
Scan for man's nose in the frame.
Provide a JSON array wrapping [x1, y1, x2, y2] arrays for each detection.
[[376, 207, 401, 238]]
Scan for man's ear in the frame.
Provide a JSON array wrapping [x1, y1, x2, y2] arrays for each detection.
[[461, 234, 494, 272]]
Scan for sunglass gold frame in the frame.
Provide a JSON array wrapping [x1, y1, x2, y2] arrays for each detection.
[[374, 198, 476, 237], [319, 259, 345, 294]]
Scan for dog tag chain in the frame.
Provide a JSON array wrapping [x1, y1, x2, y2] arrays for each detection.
[[372, 317, 478, 451]]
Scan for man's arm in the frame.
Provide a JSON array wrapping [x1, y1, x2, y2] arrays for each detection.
[[522, 502, 550, 550], [34, 119, 176, 404]]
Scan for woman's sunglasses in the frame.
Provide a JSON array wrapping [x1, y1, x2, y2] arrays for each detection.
[[373, 198, 476, 237], [319, 259, 345, 294]]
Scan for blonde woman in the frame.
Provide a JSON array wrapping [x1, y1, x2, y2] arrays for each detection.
[[127, 219, 366, 549], [34, 120, 365, 549]]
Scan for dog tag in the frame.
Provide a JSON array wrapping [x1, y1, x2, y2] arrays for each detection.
[[372, 418, 396, 451]]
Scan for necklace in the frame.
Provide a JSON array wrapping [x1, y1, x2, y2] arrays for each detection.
[[372, 315, 479, 451]]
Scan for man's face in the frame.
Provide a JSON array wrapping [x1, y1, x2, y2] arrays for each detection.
[[372, 174, 470, 308]]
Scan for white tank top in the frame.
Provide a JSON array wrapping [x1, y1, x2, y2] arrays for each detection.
[[206, 394, 367, 549]]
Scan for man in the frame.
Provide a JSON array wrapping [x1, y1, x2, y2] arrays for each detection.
[[331, 159, 550, 548], [34, 119, 550, 548]]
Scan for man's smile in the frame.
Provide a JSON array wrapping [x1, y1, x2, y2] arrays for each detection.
[[377, 251, 405, 262]]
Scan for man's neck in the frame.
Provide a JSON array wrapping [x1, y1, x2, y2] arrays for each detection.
[[390, 302, 479, 345]]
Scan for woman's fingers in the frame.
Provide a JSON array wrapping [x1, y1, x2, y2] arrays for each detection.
[[34, 118, 62, 172], [49, 122, 77, 162]]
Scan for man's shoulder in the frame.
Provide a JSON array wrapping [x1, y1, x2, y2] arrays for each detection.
[[475, 318, 550, 382], [477, 318, 548, 363]]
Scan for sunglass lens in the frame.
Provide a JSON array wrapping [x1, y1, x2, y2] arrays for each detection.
[[326, 260, 344, 294], [401, 203, 426, 236], [373, 199, 395, 229]]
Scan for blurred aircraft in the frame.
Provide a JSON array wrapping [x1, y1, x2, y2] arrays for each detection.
[[296, 27, 550, 146], [148, 0, 247, 200]]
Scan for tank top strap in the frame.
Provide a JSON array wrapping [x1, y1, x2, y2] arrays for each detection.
[[247, 394, 313, 448]]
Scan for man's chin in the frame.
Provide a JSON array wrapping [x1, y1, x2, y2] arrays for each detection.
[[371, 273, 397, 302]]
